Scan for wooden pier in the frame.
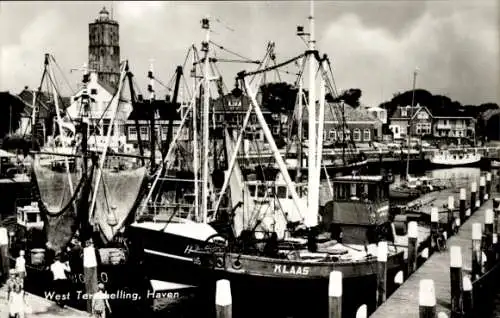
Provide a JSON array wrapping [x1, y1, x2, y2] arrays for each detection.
[[371, 189, 498, 317], [0, 285, 87, 318]]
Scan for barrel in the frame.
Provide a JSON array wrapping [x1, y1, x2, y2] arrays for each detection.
[[30, 248, 45, 265]]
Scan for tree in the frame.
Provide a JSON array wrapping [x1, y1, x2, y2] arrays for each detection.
[[260, 82, 298, 113], [327, 89, 362, 108], [0, 92, 25, 139]]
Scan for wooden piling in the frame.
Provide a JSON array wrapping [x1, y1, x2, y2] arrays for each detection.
[[486, 172, 492, 199], [448, 195, 455, 234], [450, 246, 463, 318], [479, 176, 486, 206], [485, 209, 494, 270], [471, 181, 477, 213], [471, 223, 483, 281], [462, 276, 473, 318], [329, 271, 342, 318], [356, 304, 367, 318], [0, 227, 8, 283], [216, 279, 232, 318], [419, 279, 436, 318], [459, 188, 466, 223], [83, 245, 98, 313], [431, 207, 439, 252], [376, 241, 388, 307], [408, 221, 418, 275]]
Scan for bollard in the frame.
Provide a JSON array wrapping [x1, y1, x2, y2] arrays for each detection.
[[419, 279, 436, 318], [408, 221, 418, 276], [462, 276, 473, 318], [329, 271, 342, 318], [431, 207, 439, 252], [438, 313, 449, 318], [471, 182, 477, 212], [376, 241, 387, 307], [0, 227, 8, 284], [450, 246, 463, 318], [83, 245, 98, 313], [471, 223, 483, 281], [485, 209, 494, 270], [486, 172, 492, 199], [493, 233, 498, 263], [479, 176, 486, 205], [355, 304, 367, 318], [216, 279, 232, 318], [448, 196, 455, 234], [459, 188, 466, 223]]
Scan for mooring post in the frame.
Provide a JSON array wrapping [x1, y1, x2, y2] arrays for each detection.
[[376, 241, 388, 307], [355, 304, 367, 318], [448, 195, 455, 234], [0, 227, 8, 284], [216, 279, 232, 318], [450, 246, 463, 318], [329, 271, 342, 318], [408, 221, 418, 276], [471, 223, 483, 281], [471, 181, 477, 213], [479, 176, 486, 206], [459, 188, 467, 223], [486, 172, 492, 199], [419, 279, 436, 318], [484, 209, 494, 270], [462, 276, 473, 318], [430, 207, 439, 253], [493, 233, 498, 263]]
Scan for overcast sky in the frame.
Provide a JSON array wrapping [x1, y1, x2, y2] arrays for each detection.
[[1, 0, 498, 107]]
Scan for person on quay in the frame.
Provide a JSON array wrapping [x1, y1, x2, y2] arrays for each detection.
[[6, 269, 20, 301], [91, 283, 112, 318], [15, 250, 26, 284], [49, 254, 71, 307]]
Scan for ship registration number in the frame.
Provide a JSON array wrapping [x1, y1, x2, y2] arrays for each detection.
[[273, 265, 310, 276]]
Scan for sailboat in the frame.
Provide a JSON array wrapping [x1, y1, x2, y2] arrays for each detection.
[[129, 8, 429, 318], [8, 54, 149, 313]]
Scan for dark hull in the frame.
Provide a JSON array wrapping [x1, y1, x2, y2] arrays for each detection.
[[129, 225, 405, 318]]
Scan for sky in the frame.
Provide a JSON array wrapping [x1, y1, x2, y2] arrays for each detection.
[[0, 0, 498, 107]]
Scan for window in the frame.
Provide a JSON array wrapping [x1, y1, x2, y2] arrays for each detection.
[[353, 129, 361, 142], [140, 126, 149, 140], [277, 186, 287, 199], [329, 129, 336, 140], [128, 126, 137, 141], [344, 129, 351, 141], [155, 126, 160, 140], [90, 88, 98, 95], [364, 129, 371, 141], [272, 126, 279, 135], [161, 126, 168, 140], [338, 130, 343, 141]]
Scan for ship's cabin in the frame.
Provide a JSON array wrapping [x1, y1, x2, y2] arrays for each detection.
[[17, 202, 43, 230], [330, 175, 389, 203], [245, 180, 308, 202]]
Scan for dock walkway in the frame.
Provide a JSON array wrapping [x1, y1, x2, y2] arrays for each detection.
[[0, 285, 87, 318], [370, 196, 495, 318]]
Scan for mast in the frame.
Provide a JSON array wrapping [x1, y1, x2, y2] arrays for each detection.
[[192, 49, 200, 222], [148, 59, 156, 174], [406, 68, 418, 179], [201, 17, 211, 224], [296, 60, 304, 183], [305, 0, 318, 229]]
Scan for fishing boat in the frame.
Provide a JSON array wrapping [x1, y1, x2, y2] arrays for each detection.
[[128, 9, 430, 318], [7, 54, 149, 314]]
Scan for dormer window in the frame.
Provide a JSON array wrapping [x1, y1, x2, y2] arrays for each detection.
[[91, 88, 98, 95], [401, 108, 407, 117]]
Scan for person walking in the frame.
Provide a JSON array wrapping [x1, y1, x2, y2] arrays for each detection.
[[15, 251, 26, 284], [91, 283, 112, 318], [49, 254, 71, 307], [6, 269, 19, 301]]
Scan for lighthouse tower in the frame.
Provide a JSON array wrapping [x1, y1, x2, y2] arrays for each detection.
[[88, 7, 120, 89]]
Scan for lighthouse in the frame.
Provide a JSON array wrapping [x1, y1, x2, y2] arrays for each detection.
[[88, 7, 120, 90]]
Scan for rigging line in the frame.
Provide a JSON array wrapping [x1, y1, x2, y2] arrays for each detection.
[[239, 53, 306, 78], [249, 45, 271, 85], [50, 55, 77, 95], [181, 75, 192, 101], [45, 69, 77, 128], [209, 40, 255, 63]]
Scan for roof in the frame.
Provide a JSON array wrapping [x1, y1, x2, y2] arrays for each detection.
[[391, 105, 433, 120], [17, 88, 71, 118], [0, 91, 28, 115], [97, 80, 117, 96], [127, 99, 180, 121], [303, 102, 380, 123]]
